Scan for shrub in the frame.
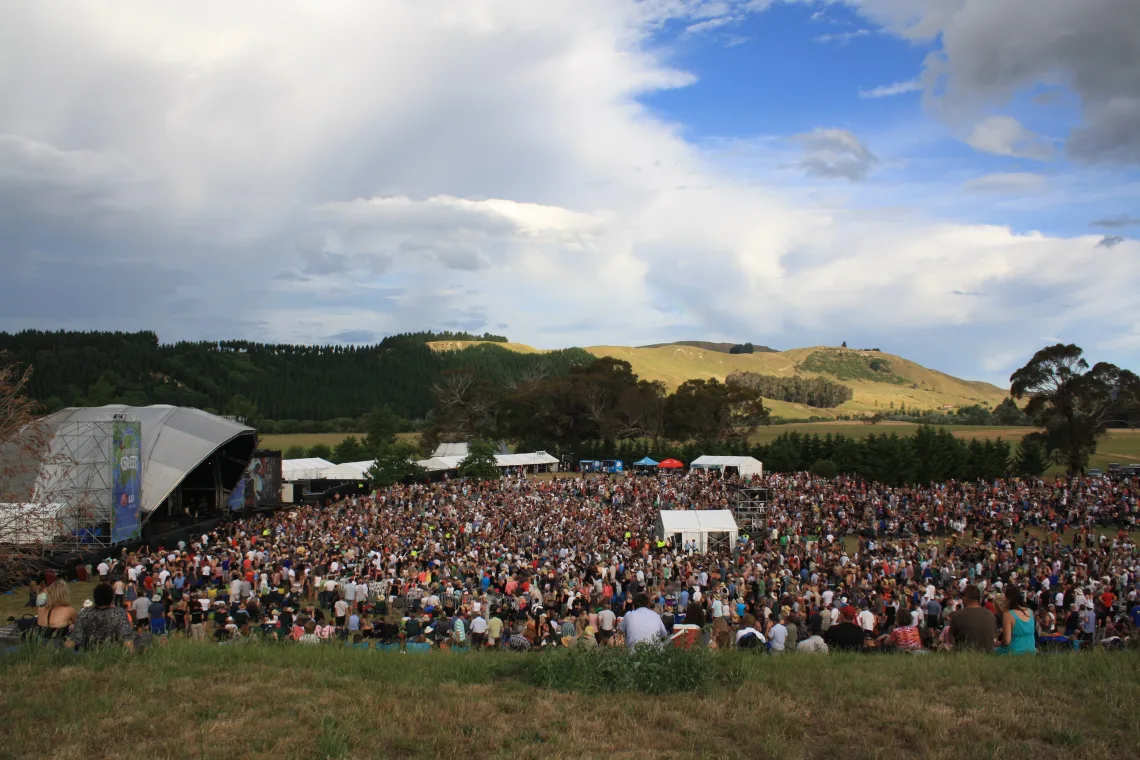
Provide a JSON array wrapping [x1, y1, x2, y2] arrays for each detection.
[[529, 644, 715, 694]]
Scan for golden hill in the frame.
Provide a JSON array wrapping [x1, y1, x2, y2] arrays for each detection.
[[426, 341, 1010, 419]]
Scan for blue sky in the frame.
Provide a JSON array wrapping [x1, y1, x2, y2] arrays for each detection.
[[0, 0, 1137, 386]]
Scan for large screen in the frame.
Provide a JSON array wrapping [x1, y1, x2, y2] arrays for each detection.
[[228, 450, 283, 510]]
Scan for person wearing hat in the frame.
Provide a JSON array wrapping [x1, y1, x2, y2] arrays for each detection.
[[148, 594, 167, 635], [824, 605, 865, 651]]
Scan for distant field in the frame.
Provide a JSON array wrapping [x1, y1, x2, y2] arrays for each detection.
[[258, 432, 418, 452]]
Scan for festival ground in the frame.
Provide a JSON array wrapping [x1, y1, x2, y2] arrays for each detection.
[[2, 642, 1136, 760]]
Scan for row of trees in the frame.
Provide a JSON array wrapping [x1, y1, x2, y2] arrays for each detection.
[[421, 357, 770, 454], [0, 330, 589, 423], [569, 428, 1046, 486], [726, 371, 854, 408]]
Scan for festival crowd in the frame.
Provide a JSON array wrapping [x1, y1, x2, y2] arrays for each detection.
[[12, 468, 1140, 657]]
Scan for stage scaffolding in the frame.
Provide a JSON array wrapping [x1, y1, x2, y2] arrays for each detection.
[[29, 416, 123, 549], [732, 486, 769, 534]]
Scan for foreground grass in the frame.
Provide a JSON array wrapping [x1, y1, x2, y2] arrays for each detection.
[[2, 642, 1137, 760]]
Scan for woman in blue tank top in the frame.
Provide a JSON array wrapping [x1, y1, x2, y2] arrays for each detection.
[[997, 586, 1036, 655]]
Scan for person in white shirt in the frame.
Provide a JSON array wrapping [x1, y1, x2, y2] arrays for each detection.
[[97, 561, 109, 578], [856, 607, 876, 632], [768, 619, 788, 652], [618, 593, 667, 652], [797, 634, 829, 653]]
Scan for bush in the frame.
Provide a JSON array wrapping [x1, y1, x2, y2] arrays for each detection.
[[811, 458, 839, 478], [529, 644, 716, 694]]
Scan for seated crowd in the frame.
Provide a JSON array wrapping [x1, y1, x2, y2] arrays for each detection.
[[11, 469, 1140, 657]]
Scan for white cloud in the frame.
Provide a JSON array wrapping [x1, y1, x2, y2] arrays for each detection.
[[965, 116, 1055, 161], [0, 0, 1137, 380], [814, 28, 871, 44], [859, 80, 921, 99]]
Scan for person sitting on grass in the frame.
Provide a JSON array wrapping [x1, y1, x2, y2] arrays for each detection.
[[66, 583, 133, 652]]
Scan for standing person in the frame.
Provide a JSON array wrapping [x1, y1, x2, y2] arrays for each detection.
[[597, 603, 617, 646], [148, 594, 167, 635], [617, 593, 667, 652], [470, 610, 488, 648], [768, 614, 788, 653], [997, 586, 1036, 655], [949, 586, 997, 651], [66, 584, 134, 651], [334, 597, 349, 628], [131, 592, 150, 626], [487, 609, 504, 648]]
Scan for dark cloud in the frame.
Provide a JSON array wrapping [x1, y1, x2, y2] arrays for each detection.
[[792, 128, 878, 181], [1096, 235, 1125, 249], [862, 0, 1140, 165], [1090, 214, 1140, 229]]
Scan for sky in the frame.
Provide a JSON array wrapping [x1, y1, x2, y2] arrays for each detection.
[[1, 0, 1138, 387]]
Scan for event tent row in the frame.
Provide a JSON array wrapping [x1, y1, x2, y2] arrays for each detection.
[[282, 452, 560, 480]]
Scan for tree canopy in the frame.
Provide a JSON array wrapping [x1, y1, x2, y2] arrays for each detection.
[[1010, 343, 1140, 475]]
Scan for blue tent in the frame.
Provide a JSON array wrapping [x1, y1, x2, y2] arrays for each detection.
[[633, 457, 658, 466]]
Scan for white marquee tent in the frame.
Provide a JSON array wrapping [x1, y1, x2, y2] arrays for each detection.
[[282, 458, 335, 481], [689, 455, 763, 478], [656, 509, 739, 553], [319, 460, 375, 480]]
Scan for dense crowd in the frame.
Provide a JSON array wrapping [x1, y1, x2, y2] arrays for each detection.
[[14, 469, 1140, 657]]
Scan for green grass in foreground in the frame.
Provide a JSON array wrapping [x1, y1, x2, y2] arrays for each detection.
[[2, 641, 1137, 759]]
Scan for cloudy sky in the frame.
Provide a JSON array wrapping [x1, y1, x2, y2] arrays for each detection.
[[1, 0, 1138, 385]]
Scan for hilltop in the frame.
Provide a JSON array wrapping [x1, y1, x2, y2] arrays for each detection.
[[428, 341, 1010, 419]]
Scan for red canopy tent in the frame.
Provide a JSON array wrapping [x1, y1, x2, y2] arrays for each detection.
[[657, 458, 684, 469]]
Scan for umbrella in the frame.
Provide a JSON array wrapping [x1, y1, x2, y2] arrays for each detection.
[[632, 457, 658, 467], [657, 458, 684, 469]]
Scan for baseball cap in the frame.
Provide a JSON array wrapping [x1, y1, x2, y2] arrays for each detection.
[[841, 605, 858, 619]]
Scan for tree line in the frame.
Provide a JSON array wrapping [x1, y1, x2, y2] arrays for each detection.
[[726, 371, 853, 408], [0, 330, 587, 424]]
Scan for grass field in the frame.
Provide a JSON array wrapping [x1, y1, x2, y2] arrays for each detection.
[[1, 641, 1136, 759]]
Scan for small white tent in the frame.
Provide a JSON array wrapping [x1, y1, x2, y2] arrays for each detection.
[[689, 455, 763, 478], [656, 509, 739, 553]]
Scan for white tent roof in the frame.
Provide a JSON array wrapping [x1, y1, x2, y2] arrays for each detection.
[[416, 457, 457, 472], [320, 460, 375, 480], [689, 455, 763, 475], [658, 510, 702, 533], [432, 442, 469, 458], [34, 405, 254, 515], [494, 452, 558, 467], [282, 458, 335, 480], [694, 509, 739, 532]]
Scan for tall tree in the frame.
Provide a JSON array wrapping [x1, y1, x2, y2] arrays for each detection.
[[1010, 344, 1140, 476], [457, 439, 500, 481]]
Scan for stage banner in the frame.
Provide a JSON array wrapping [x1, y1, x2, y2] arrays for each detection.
[[110, 420, 142, 543]]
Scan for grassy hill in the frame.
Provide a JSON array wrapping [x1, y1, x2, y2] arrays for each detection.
[[3, 642, 1137, 760], [430, 341, 1010, 419]]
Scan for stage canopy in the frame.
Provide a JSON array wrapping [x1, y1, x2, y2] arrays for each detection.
[[658, 458, 684, 469], [689, 455, 763, 478], [632, 457, 658, 466], [33, 405, 255, 516], [282, 458, 335, 481], [656, 509, 739, 553]]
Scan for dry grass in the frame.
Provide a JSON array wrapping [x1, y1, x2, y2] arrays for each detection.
[[1, 643, 1136, 760]]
